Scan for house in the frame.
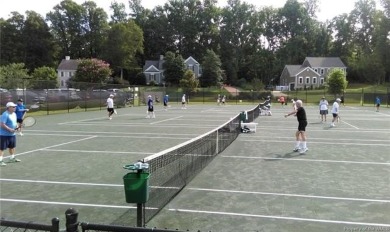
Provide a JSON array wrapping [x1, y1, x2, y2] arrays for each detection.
[[143, 55, 202, 85], [279, 57, 347, 91], [57, 56, 79, 88]]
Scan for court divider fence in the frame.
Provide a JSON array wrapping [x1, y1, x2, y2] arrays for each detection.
[[0, 208, 181, 232]]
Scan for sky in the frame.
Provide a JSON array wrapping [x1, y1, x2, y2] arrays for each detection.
[[0, 0, 384, 22]]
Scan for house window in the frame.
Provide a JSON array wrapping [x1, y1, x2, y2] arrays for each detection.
[[320, 78, 324, 84], [314, 68, 318, 73], [313, 77, 317, 84], [61, 80, 64, 87], [299, 77, 303, 84], [306, 77, 310, 84], [188, 64, 194, 71], [320, 69, 324, 75], [61, 72, 64, 77]]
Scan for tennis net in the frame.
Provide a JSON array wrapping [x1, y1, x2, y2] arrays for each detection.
[[141, 104, 261, 223]]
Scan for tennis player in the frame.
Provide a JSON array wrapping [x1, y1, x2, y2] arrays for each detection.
[[330, 98, 341, 127], [163, 94, 169, 111], [15, 99, 29, 136], [0, 102, 21, 166], [181, 94, 187, 109], [146, 95, 155, 118], [106, 94, 115, 120], [285, 100, 308, 154], [319, 96, 329, 123]]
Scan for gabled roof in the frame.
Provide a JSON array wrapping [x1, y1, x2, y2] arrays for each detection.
[[304, 57, 346, 68], [58, 59, 79, 70], [143, 60, 165, 71], [296, 67, 321, 77], [184, 56, 199, 64], [144, 65, 160, 72], [285, 65, 302, 76]]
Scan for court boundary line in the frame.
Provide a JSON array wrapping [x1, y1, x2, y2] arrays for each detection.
[[11, 136, 97, 158], [150, 116, 183, 125], [0, 198, 135, 209], [2, 178, 389, 204], [222, 155, 390, 166], [235, 139, 390, 147], [168, 209, 390, 227], [41, 149, 155, 155]]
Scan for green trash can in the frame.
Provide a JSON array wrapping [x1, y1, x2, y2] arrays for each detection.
[[123, 172, 150, 203]]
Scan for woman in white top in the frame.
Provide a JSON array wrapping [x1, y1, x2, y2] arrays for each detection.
[[106, 94, 115, 120], [330, 98, 341, 127], [319, 97, 329, 123]]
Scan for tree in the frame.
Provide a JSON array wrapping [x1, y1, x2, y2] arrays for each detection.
[[180, 70, 199, 92], [30, 66, 58, 89], [102, 21, 143, 80], [72, 58, 112, 84], [0, 13, 25, 66], [47, 0, 86, 59], [110, 1, 128, 24], [200, 49, 222, 87], [163, 51, 185, 86], [326, 69, 348, 96], [23, 11, 57, 71], [0, 63, 30, 89]]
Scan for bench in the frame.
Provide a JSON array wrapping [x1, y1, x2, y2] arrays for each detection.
[[241, 122, 258, 133]]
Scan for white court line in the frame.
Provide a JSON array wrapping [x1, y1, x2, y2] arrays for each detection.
[[0, 198, 135, 209], [3, 178, 388, 204], [11, 136, 97, 158], [41, 149, 155, 155], [341, 120, 359, 129], [240, 136, 390, 142], [28, 133, 192, 140], [222, 155, 390, 166], [256, 127, 390, 133], [237, 139, 390, 147], [27, 129, 198, 136], [187, 187, 390, 203], [150, 116, 183, 125], [169, 209, 390, 227]]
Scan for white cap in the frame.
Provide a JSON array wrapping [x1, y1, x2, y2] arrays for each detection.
[[6, 102, 17, 107], [109, 94, 114, 97], [148, 95, 152, 98], [336, 98, 341, 102]]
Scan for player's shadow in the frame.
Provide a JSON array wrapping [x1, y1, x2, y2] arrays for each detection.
[[263, 152, 303, 161]]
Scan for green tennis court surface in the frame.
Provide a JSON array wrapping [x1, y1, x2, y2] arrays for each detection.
[[1, 103, 389, 232]]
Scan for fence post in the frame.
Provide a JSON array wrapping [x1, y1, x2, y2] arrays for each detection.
[[51, 217, 60, 232], [65, 208, 79, 232]]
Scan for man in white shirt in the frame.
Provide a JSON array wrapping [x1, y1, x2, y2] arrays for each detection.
[[330, 98, 341, 127], [319, 96, 329, 123], [106, 94, 115, 120]]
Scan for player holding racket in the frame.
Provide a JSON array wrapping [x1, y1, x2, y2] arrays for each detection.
[[0, 102, 21, 166], [15, 99, 29, 136], [106, 94, 115, 120], [285, 100, 308, 154]]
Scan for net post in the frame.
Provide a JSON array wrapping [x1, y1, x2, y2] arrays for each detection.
[[216, 130, 219, 154], [136, 203, 144, 227]]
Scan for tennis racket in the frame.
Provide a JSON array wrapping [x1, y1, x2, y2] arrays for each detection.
[[16, 116, 36, 130]]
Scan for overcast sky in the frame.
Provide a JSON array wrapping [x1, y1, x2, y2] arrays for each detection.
[[0, 0, 384, 22]]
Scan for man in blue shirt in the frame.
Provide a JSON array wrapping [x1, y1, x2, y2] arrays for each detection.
[[15, 99, 29, 136], [163, 95, 169, 111], [0, 102, 21, 166], [146, 95, 155, 118], [375, 96, 381, 112]]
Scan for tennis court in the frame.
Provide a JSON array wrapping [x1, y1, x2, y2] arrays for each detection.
[[1, 103, 389, 232]]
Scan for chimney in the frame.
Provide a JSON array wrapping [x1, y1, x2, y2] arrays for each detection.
[[159, 55, 164, 61], [65, 56, 70, 60]]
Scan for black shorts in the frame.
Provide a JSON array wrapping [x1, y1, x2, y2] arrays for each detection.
[[107, 108, 114, 113], [164, 102, 167, 107], [17, 118, 23, 123], [376, 104, 380, 107], [148, 106, 154, 112], [320, 110, 328, 115], [298, 120, 307, 132], [0, 136, 16, 150], [332, 113, 338, 118]]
